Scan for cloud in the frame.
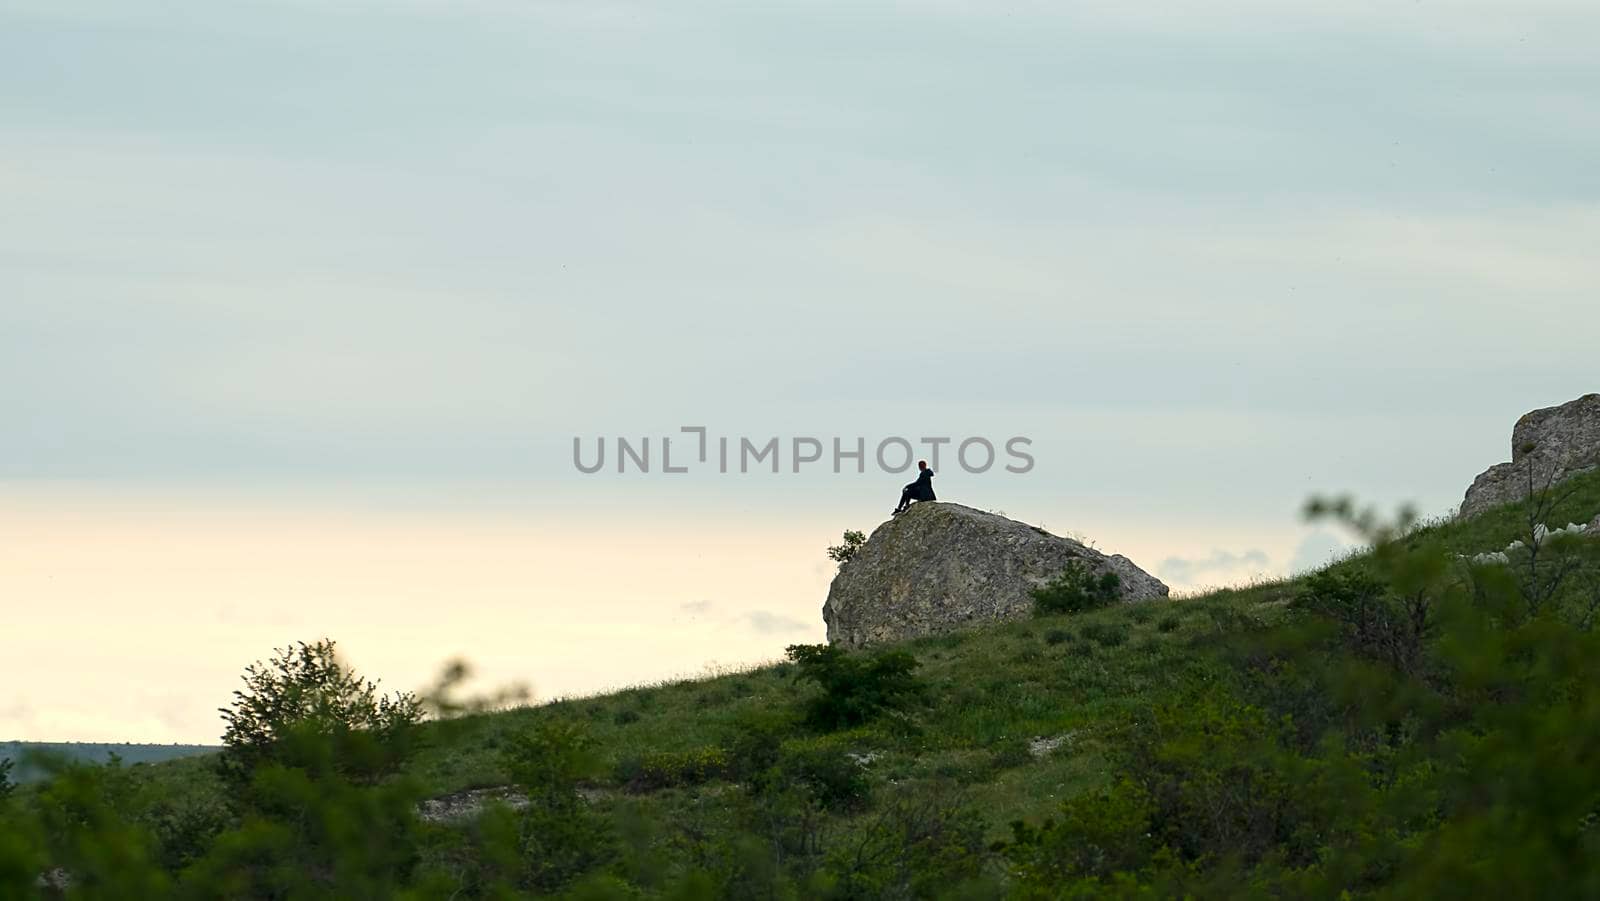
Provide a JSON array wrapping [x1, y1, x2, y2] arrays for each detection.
[[1157, 549, 1272, 586], [744, 610, 811, 635], [674, 599, 809, 634], [1288, 531, 1358, 575], [0, 700, 36, 736]]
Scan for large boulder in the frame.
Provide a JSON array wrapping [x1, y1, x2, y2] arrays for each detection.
[[822, 502, 1169, 649], [1460, 393, 1600, 518]]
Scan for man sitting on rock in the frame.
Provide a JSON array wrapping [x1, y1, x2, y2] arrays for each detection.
[[893, 460, 936, 515]]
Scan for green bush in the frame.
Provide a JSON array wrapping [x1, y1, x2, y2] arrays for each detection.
[[1032, 561, 1122, 616], [15, 757, 173, 896], [1002, 778, 1154, 883], [989, 738, 1034, 771], [785, 644, 925, 731], [1157, 614, 1181, 633], [1292, 568, 1429, 673], [1044, 628, 1073, 645], [722, 708, 796, 784], [827, 530, 867, 567], [767, 736, 871, 812], [818, 789, 992, 898], [217, 640, 423, 786], [182, 746, 428, 899], [618, 745, 730, 793], [1080, 622, 1129, 647], [496, 721, 618, 894]]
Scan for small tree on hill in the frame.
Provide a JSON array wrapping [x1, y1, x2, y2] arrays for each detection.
[[218, 639, 423, 785], [785, 644, 925, 730]]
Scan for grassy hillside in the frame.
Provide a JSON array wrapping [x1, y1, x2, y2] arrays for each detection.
[[403, 579, 1286, 822], [6, 469, 1600, 897], [406, 468, 1598, 806]]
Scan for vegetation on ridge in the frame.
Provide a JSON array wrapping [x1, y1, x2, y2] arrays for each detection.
[[4, 467, 1600, 897]]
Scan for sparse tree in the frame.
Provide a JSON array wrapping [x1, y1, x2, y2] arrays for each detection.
[[217, 639, 423, 785], [827, 530, 867, 568]]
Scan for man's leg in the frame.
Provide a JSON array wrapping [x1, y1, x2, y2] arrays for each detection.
[[894, 487, 913, 514]]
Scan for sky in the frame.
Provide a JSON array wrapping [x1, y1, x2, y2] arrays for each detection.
[[3, 0, 1598, 743]]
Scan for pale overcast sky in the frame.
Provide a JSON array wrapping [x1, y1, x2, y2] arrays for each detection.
[[4, 0, 1597, 742]]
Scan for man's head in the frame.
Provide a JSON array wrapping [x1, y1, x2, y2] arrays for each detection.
[[917, 460, 928, 470]]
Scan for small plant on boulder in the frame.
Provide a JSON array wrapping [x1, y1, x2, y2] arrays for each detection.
[[1032, 561, 1122, 616], [827, 530, 868, 567]]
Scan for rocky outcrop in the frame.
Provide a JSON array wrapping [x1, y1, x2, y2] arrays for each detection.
[[418, 787, 528, 824], [1460, 394, 1600, 518], [822, 503, 1168, 649]]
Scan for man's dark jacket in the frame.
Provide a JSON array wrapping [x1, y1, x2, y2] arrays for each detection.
[[908, 467, 936, 501]]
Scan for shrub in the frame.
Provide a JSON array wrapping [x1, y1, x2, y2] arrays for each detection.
[[1044, 628, 1073, 645], [618, 745, 730, 793], [820, 789, 992, 898], [136, 770, 232, 872], [1157, 615, 1181, 633], [16, 758, 172, 895], [1032, 561, 1122, 616], [768, 736, 870, 812], [497, 721, 617, 894], [785, 644, 926, 731], [218, 639, 423, 786], [0, 759, 12, 801], [929, 749, 996, 785], [504, 720, 605, 797], [827, 530, 867, 567], [989, 738, 1034, 771], [1080, 622, 1130, 647], [723, 708, 798, 783], [183, 748, 427, 898], [1002, 778, 1155, 883], [1292, 569, 1429, 672]]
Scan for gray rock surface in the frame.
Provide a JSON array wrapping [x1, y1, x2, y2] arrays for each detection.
[[822, 502, 1168, 649], [418, 786, 528, 824], [1460, 393, 1600, 518]]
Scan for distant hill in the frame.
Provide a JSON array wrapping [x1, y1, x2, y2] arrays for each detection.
[[1, 741, 216, 783]]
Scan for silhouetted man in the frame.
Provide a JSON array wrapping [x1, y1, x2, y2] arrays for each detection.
[[892, 460, 936, 515]]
